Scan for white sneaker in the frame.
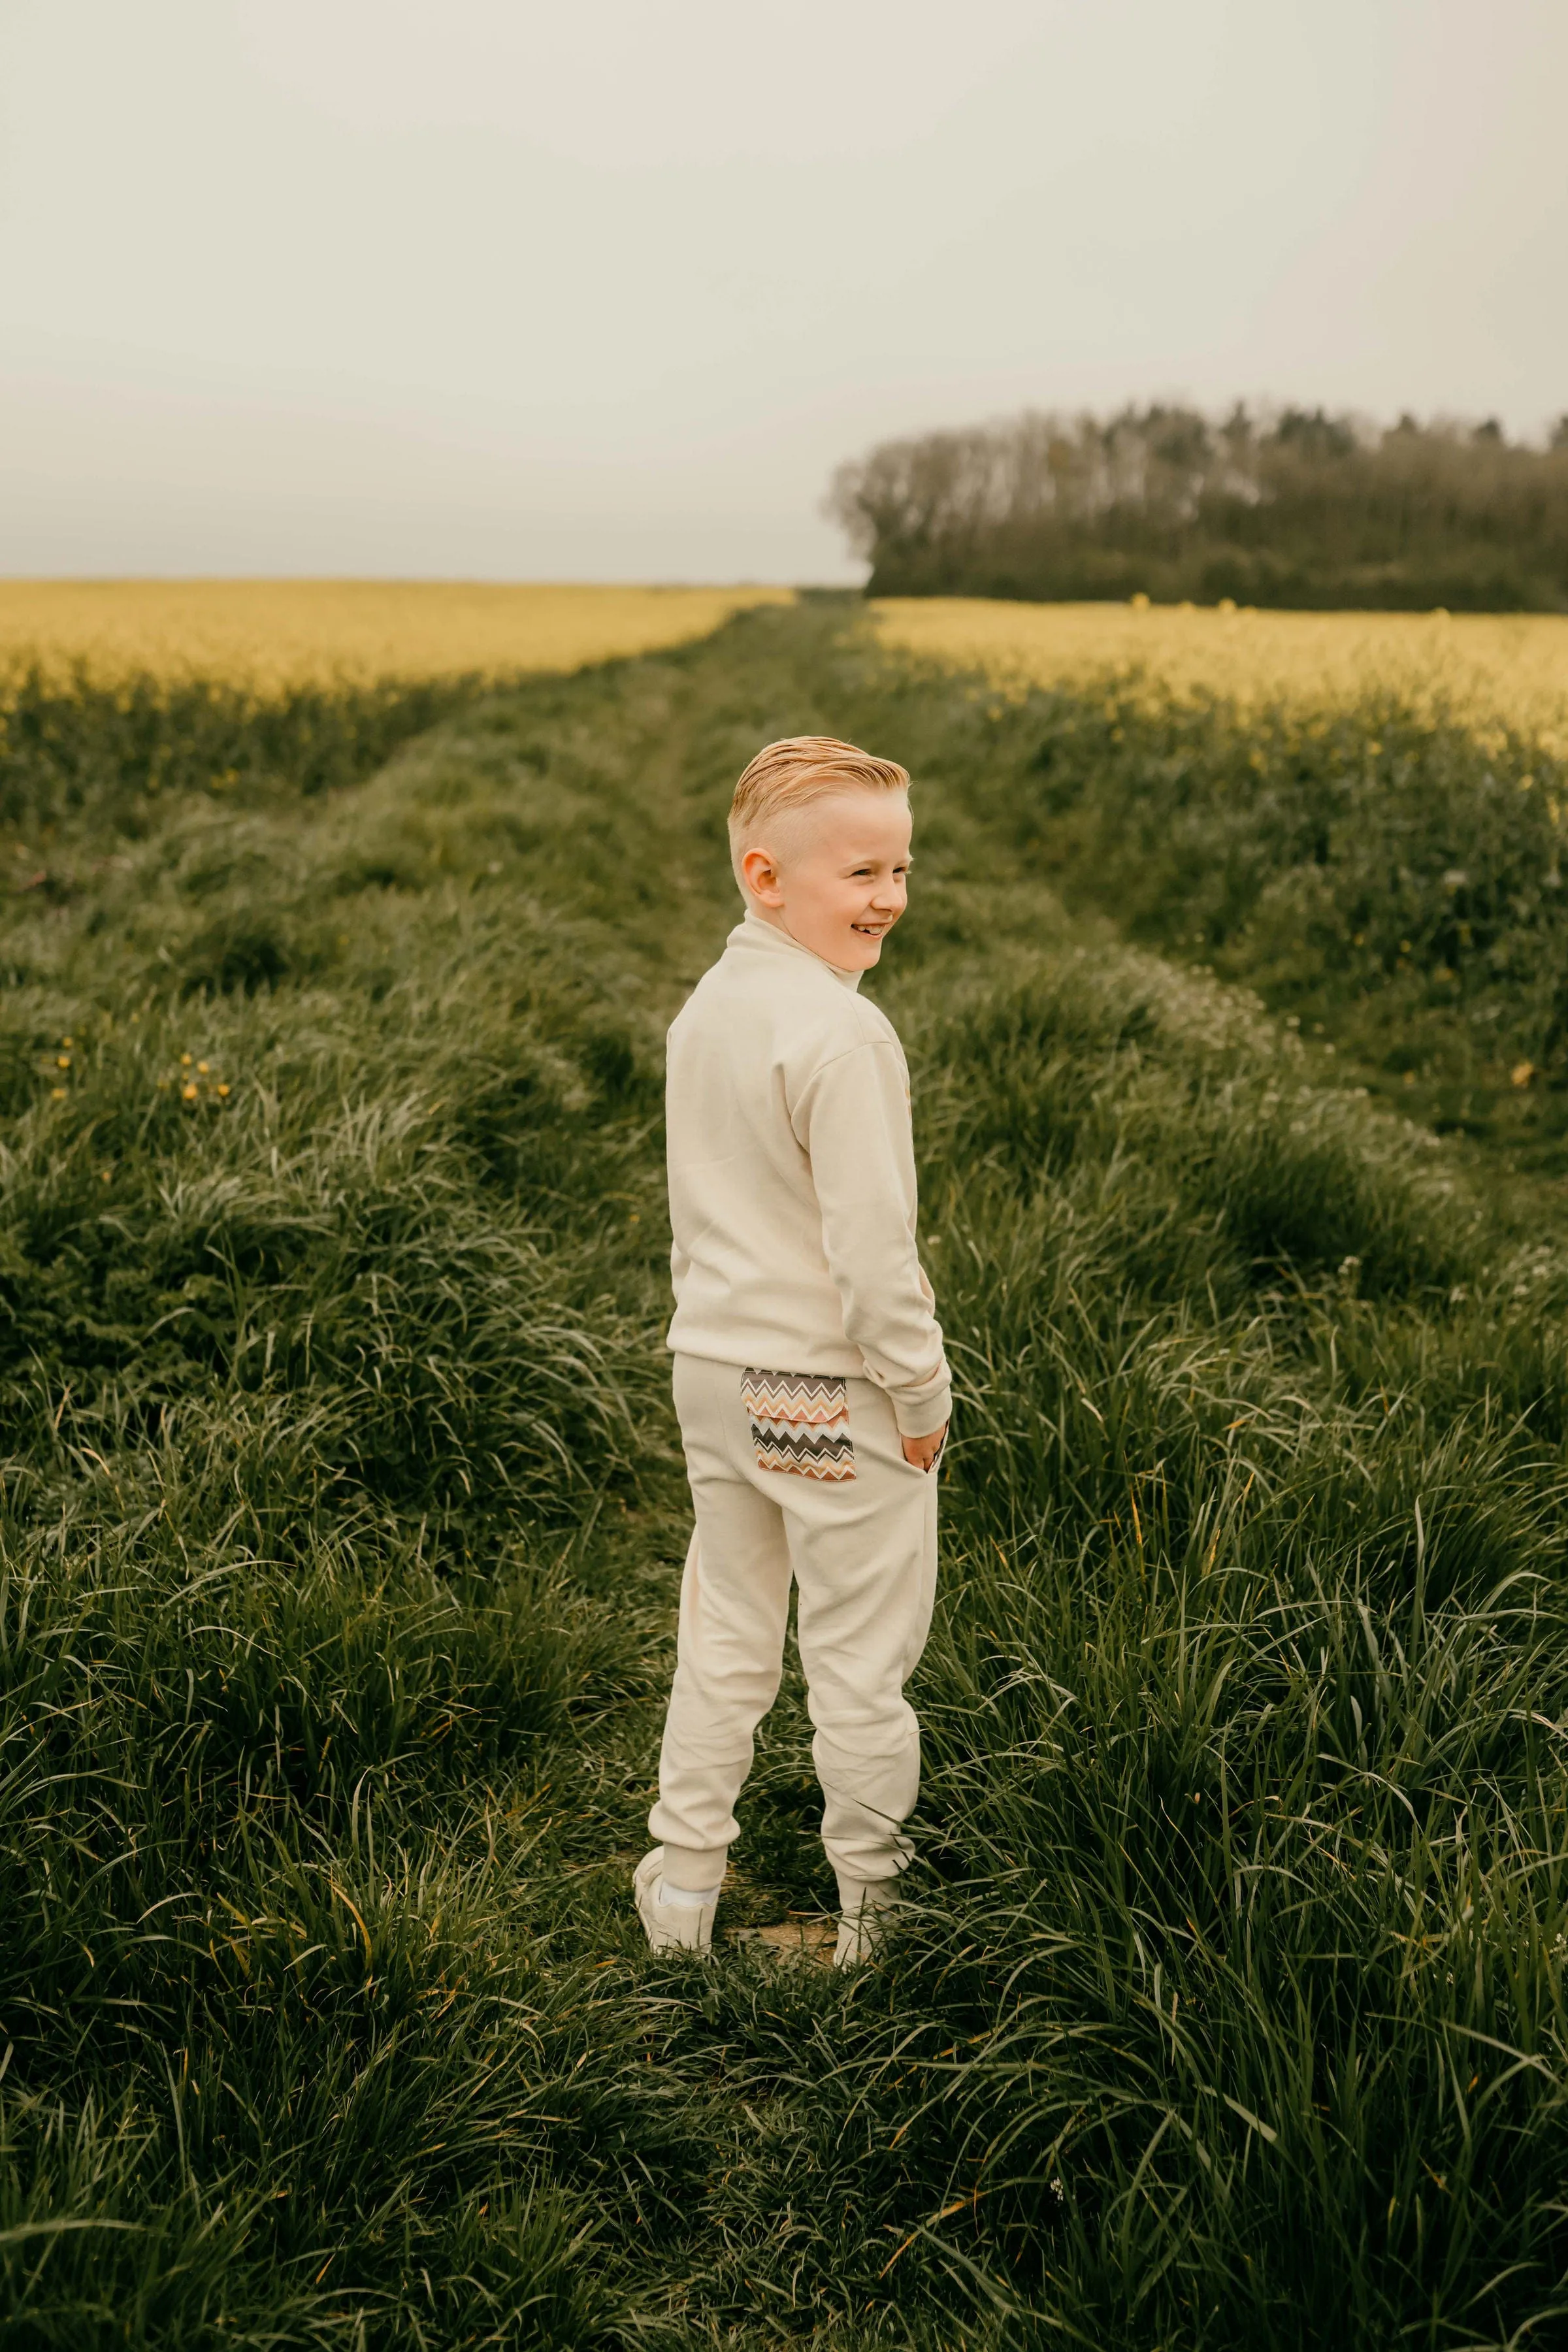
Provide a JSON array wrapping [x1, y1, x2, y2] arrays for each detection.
[[834, 1876, 901, 1969], [634, 1848, 718, 1957]]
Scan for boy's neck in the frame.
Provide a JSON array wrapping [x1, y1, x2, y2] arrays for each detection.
[[742, 906, 861, 986]]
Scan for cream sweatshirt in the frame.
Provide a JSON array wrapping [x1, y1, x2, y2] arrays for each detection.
[[665, 911, 951, 1437]]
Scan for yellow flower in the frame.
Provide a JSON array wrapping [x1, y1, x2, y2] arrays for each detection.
[[56, 1054, 70, 1069], [1512, 1061, 1535, 1088], [180, 1052, 193, 1066], [50, 1085, 67, 1101], [181, 1082, 199, 1102], [0, 582, 791, 696], [197, 1060, 210, 1073], [869, 600, 1568, 749], [216, 1083, 231, 1098]]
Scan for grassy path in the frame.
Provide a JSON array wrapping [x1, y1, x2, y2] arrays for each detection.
[[4, 601, 1568, 2346]]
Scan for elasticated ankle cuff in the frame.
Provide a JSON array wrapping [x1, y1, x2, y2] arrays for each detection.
[[661, 1842, 729, 1893], [659, 1878, 721, 1910]]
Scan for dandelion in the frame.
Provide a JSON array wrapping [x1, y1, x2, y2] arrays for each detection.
[[181, 1083, 199, 1102], [197, 1060, 210, 1073], [180, 1053, 193, 1066], [216, 1083, 231, 1098], [50, 1086, 66, 1101], [56, 1054, 70, 1069], [1512, 1061, 1535, 1088]]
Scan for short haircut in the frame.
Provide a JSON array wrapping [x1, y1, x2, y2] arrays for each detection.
[[728, 735, 909, 885]]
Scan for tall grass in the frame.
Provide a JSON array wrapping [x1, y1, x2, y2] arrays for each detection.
[[3, 601, 1567, 2344], [864, 630, 1568, 1173], [0, 667, 486, 841]]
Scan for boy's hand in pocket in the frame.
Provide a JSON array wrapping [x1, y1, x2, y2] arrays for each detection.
[[900, 1423, 948, 1473]]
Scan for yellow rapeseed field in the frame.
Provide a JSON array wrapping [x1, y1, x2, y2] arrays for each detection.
[[0, 580, 792, 694], [873, 596, 1568, 756]]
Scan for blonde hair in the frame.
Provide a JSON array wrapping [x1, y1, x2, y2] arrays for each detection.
[[728, 735, 909, 885]]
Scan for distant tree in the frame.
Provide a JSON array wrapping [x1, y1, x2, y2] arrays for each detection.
[[1273, 406, 1360, 461], [826, 402, 1568, 611]]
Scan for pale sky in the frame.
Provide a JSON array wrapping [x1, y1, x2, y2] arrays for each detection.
[[1, 0, 1563, 583]]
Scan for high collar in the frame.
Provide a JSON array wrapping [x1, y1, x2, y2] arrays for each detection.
[[734, 908, 863, 991]]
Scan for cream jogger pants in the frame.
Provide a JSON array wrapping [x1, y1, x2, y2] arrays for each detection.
[[649, 1353, 940, 1893]]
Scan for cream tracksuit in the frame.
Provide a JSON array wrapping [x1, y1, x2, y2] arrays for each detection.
[[650, 909, 951, 1899]]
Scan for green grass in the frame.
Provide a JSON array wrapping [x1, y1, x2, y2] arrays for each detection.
[[0, 665, 488, 839], [958, 675, 1568, 1176], [3, 600, 1568, 2345]]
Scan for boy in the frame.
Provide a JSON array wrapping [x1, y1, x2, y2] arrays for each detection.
[[636, 736, 950, 1968]]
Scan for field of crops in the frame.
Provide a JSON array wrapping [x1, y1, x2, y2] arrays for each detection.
[[5, 593, 1568, 2346], [0, 582, 791, 850], [0, 581, 792, 691], [874, 595, 1568, 748]]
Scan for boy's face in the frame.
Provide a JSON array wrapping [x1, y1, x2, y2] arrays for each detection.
[[742, 789, 912, 972]]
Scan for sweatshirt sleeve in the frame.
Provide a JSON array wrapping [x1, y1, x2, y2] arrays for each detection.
[[792, 1036, 952, 1437]]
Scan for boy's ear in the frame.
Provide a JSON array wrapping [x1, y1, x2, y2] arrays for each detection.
[[741, 844, 785, 906]]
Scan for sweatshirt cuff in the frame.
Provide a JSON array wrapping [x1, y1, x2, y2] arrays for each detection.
[[890, 1375, 952, 1440]]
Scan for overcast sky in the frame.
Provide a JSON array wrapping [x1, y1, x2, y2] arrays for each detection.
[[2, 0, 1563, 582]]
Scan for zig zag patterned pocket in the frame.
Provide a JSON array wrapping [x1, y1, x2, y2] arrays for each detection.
[[742, 1368, 856, 1482]]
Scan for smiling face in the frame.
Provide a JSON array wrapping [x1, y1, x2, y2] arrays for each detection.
[[740, 787, 913, 972]]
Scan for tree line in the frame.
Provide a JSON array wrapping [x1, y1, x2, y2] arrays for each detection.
[[826, 404, 1568, 610]]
